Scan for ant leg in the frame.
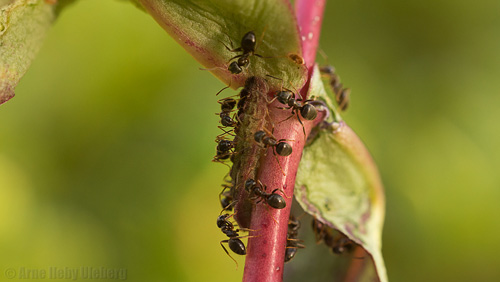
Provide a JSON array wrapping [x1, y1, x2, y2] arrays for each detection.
[[265, 74, 283, 83], [295, 111, 307, 140], [222, 172, 232, 184], [228, 54, 243, 63], [218, 34, 241, 53], [254, 25, 268, 52], [275, 106, 293, 110], [286, 242, 306, 250], [239, 227, 258, 233], [266, 95, 278, 105], [256, 201, 280, 225], [317, 47, 330, 65], [277, 111, 296, 127], [286, 238, 305, 245], [263, 107, 276, 132], [265, 74, 287, 93], [270, 188, 291, 200], [219, 185, 230, 202], [233, 234, 258, 240], [212, 158, 232, 169], [272, 149, 286, 176], [199, 66, 226, 72], [216, 84, 231, 96], [277, 138, 295, 143], [216, 127, 235, 138], [254, 53, 276, 59], [220, 240, 239, 269], [219, 200, 238, 214], [252, 195, 262, 204]]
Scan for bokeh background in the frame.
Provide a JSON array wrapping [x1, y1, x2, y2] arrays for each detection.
[[1, 0, 499, 281]]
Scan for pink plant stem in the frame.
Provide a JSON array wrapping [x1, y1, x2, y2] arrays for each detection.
[[295, 0, 326, 71], [242, 1, 326, 282]]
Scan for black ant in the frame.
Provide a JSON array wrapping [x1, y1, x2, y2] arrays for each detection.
[[244, 179, 286, 209], [331, 235, 355, 255], [254, 130, 293, 157], [275, 90, 318, 136], [266, 75, 318, 137], [312, 218, 358, 256], [219, 184, 233, 211], [219, 97, 237, 112], [216, 138, 235, 153], [217, 97, 238, 132], [213, 138, 235, 164], [285, 214, 305, 263], [319, 65, 351, 111], [254, 129, 292, 175], [217, 213, 250, 267], [223, 31, 265, 74]]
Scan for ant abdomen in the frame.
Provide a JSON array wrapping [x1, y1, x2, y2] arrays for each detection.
[[300, 103, 318, 120], [240, 31, 257, 53], [275, 142, 292, 157], [228, 238, 246, 255], [266, 193, 286, 209], [219, 98, 237, 112]]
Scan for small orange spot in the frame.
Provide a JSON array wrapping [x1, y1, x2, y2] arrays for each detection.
[[44, 0, 57, 4], [288, 53, 304, 65]]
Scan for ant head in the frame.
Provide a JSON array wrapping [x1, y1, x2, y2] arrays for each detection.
[[220, 194, 233, 211], [220, 115, 235, 127], [300, 103, 318, 120], [217, 214, 230, 227], [288, 218, 300, 231], [320, 65, 335, 75], [244, 179, 257, 192], [284, 247, 298, 262], [332, 239, 354, 254], [217, 139, 233, 152], [267, 193, 286, 209], [241, 31, 256, 53], [276, 142, 292, 156], [228, 61, 242, 74], [277, 91, 293, 105], [254, 130, 266, 143]]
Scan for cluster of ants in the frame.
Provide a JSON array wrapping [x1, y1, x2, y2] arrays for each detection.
[[211, 31, 355, 266]]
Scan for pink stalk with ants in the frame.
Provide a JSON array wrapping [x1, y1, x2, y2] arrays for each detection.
[[242, 1, 326, 281]]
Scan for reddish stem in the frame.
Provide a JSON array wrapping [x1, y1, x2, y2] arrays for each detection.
[[295, 0, 326, 71], [242, 1, 326, 282]]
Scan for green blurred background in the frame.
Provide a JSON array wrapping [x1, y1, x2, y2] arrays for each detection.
[[1, 0, 499, 281]]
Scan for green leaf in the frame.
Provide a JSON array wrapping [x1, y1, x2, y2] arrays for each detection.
[[137, 0, 308, 91], [295, 65, 387, 282], [0, 0, 57, 105]]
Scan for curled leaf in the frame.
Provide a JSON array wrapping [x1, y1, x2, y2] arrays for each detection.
[[295, 65, 387, 282], [0, 0, 56, 105], [137, 0, 308, 91]]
